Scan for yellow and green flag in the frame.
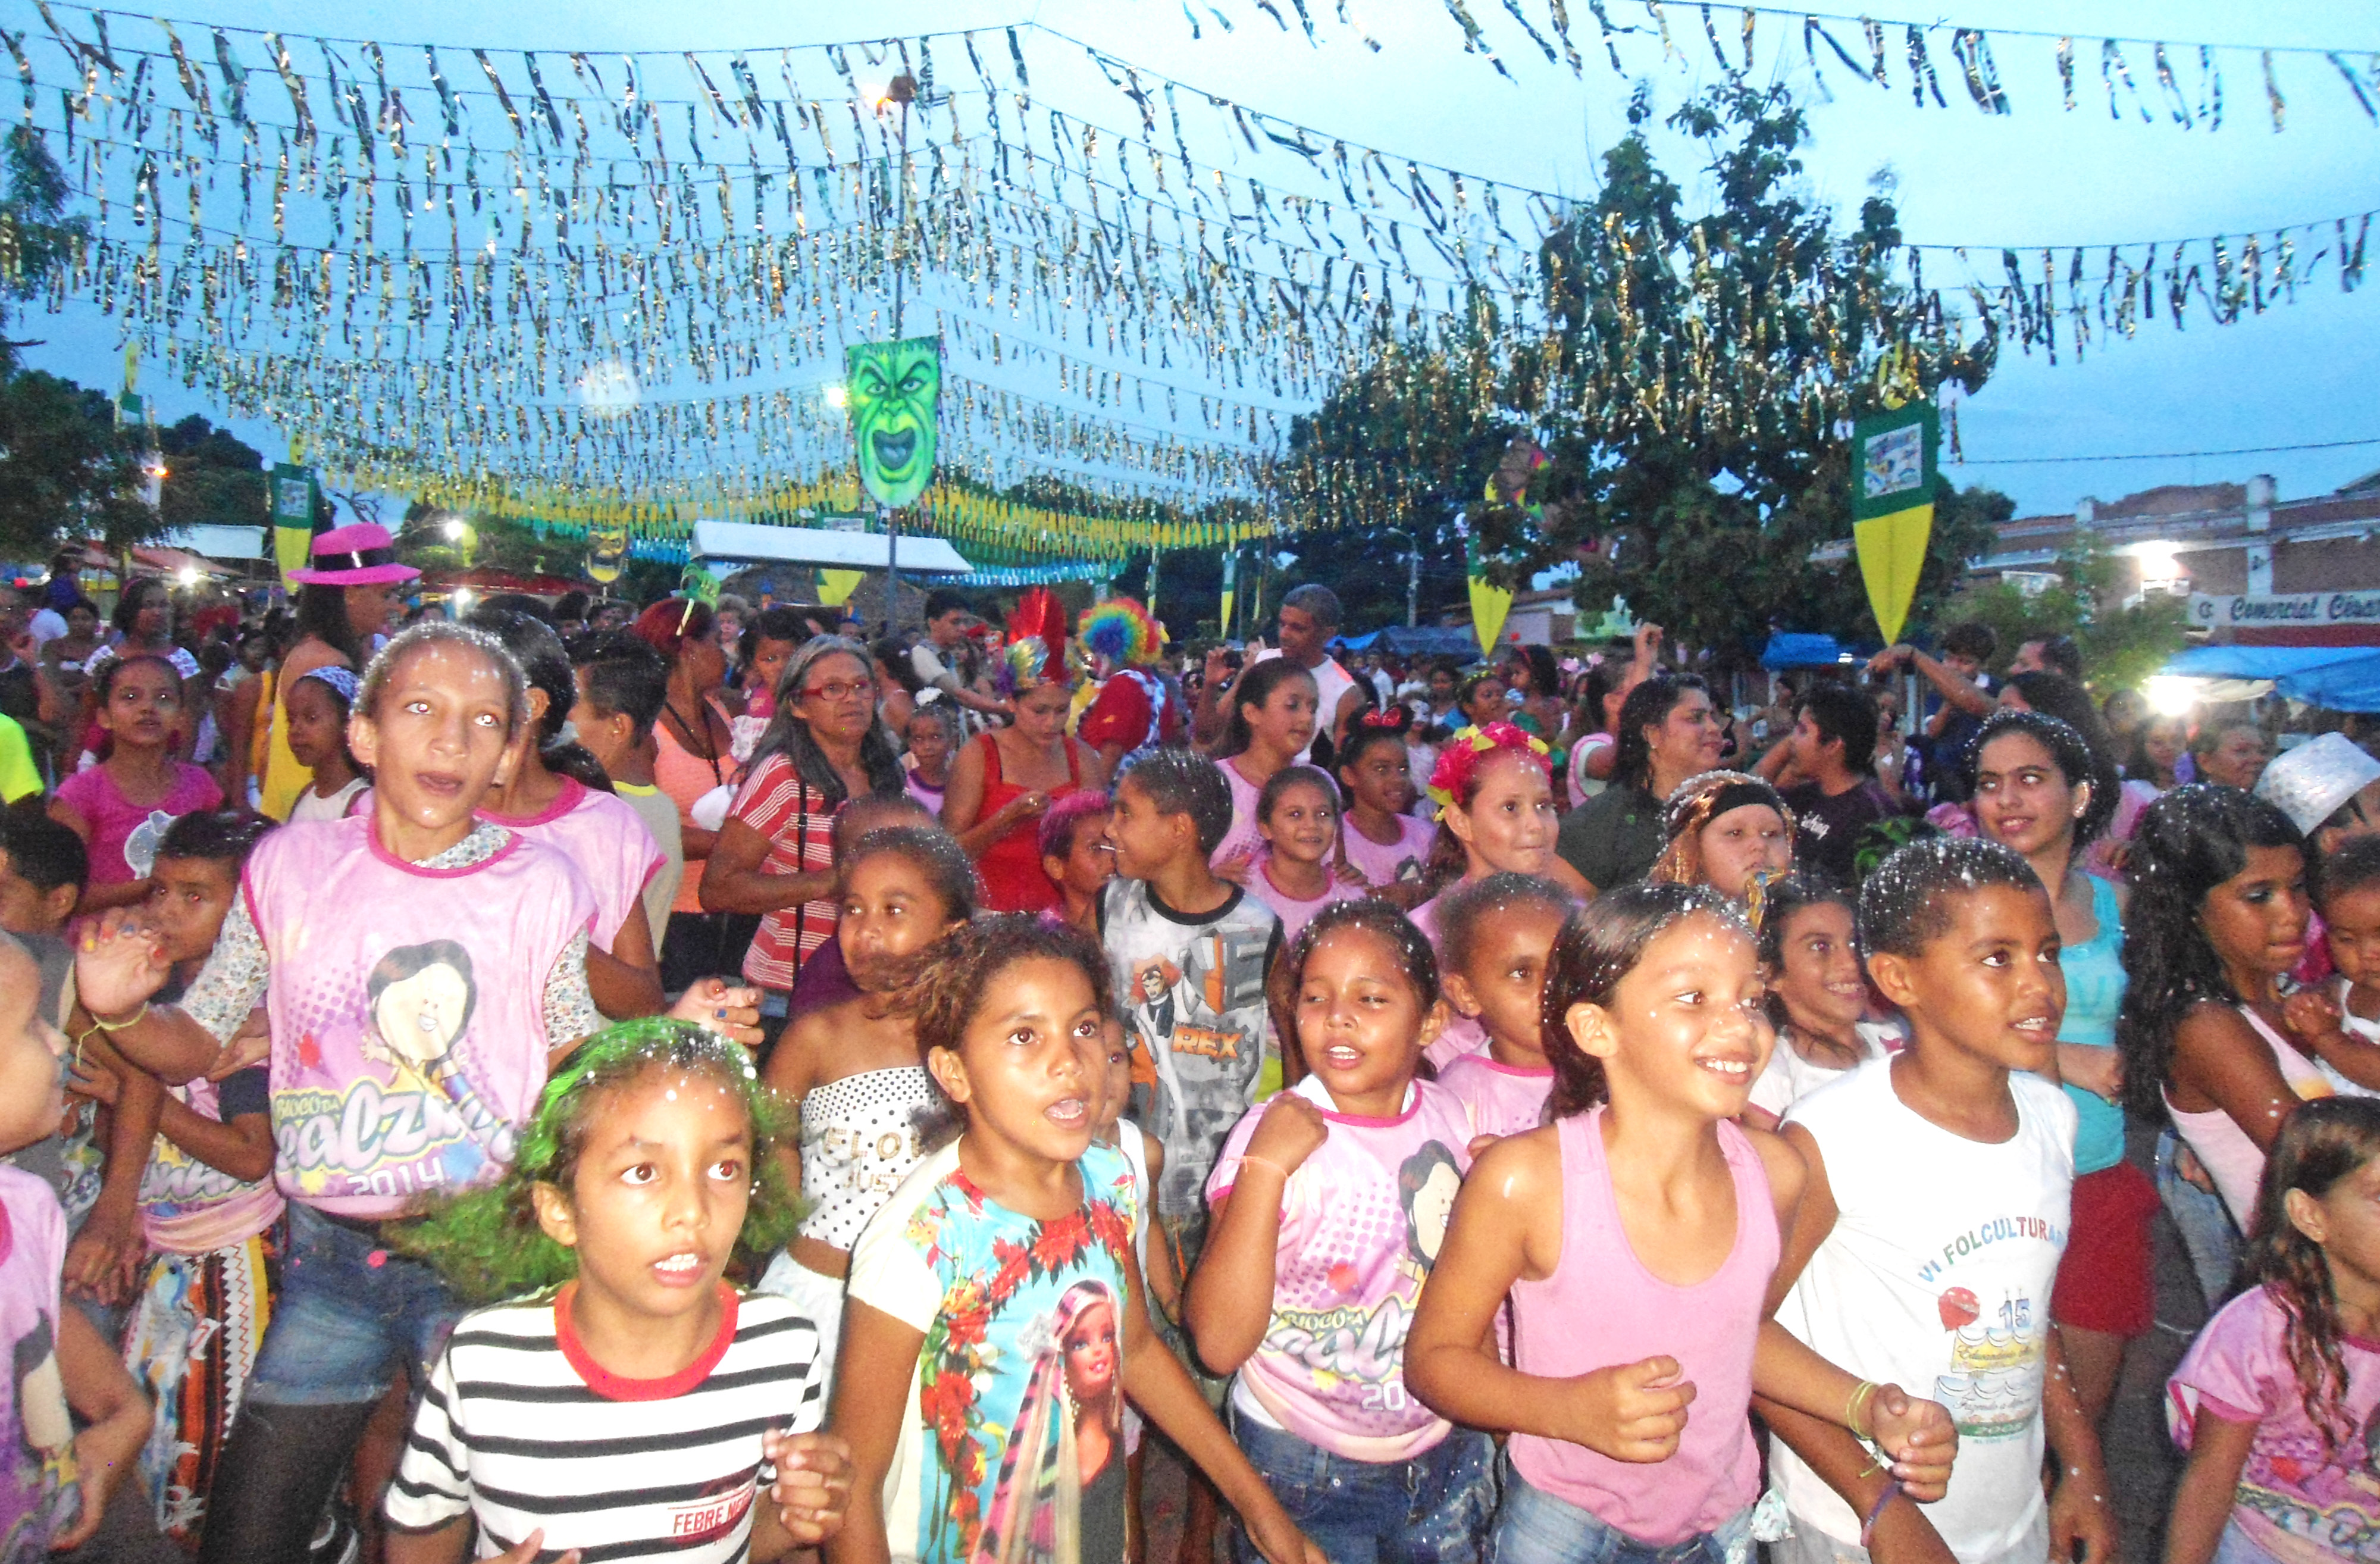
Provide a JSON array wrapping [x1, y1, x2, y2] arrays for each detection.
[[1850, 404, 1940, 646]]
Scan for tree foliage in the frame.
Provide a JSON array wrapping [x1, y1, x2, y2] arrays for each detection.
[[1271, 83, 2011, 653], [1940, 532, 2189, 699]]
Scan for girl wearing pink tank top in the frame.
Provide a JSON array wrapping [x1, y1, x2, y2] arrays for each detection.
[[1186, 900, 1495, 1564], [1405, 884, 1958, 1563]]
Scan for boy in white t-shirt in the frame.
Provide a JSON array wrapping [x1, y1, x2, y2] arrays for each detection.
[[1761, 837, 2112, 1564]]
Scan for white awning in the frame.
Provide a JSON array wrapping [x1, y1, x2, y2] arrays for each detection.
[[689, 520, 972, 574]]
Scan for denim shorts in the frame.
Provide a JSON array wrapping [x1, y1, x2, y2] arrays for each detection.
[[242, 1203, 461, 1406], [1230, 1409, 1496, 1564], [2156, 1128, 2242, 1311], [1489, 1468, 1750, 1564]]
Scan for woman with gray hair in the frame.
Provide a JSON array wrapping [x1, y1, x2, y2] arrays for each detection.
[[700, 636, 906, 1006]]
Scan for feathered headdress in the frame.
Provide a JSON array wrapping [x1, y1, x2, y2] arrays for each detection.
[[1077, 596, 1161, 668], [997, 587, 1075, 696]]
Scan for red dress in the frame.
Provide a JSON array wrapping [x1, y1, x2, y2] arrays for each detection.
[[969, 731, 1084, 912]]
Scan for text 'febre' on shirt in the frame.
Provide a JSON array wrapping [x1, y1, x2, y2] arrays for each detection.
[[387, 1284, 825, 1564], [1207, 1076, 1472, 1463], [1097, 878, 1281, 1218], [1772, 1057, 2076, 1563], [846, 1140, 1138, 1564], [1507, 1108, 1778, 1547], [243, 815, 597, 1219]]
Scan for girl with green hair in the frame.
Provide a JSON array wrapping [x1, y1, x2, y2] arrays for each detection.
[[384, 1019, 854, 1564]]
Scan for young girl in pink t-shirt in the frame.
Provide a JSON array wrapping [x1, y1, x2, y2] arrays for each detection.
[[1187, 900, 1488, 1564], [50, 654, 222, 911], [1335, 718, 1433, 911], [1405, 883, 1956, 1564], [1430, 873, 1570, 1144], [1248, 767, 1363, 953]]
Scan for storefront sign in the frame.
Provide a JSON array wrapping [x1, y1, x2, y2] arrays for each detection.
[[2193, 592, 2380, 628]]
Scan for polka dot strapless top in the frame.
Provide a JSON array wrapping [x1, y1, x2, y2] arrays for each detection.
[[797, 1065, 941, 1250]]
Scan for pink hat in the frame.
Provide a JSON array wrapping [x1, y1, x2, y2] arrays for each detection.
[[287, 523, 419, 587]]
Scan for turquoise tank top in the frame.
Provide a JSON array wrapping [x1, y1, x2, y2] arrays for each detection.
[[2059, 873, 2128, 1174]]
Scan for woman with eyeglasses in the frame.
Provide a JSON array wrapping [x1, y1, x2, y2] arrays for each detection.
[[941, 635, 1106, 912], [700, 636, 905, 1014]]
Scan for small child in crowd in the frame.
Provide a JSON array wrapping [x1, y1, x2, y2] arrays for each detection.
[[51, 654, 224, 911], [762, 824, 976, 1371], [1767, 837, 2109, 1564], [471, 608, 670, 1020], [279, 665, 367, 823], [904, 703, 960, 817], [1745, 878, 1896, 1128], [2166, 1097, 2380, 1564], [1432, 872, 1570, 1143], [834, 916, 1325, 1564], [1211, 659, 1322, 879], [0, 929, 151, 1554], [1099, 749, 1282, 1236], [1039, 790, 1117, 937], [1248, 765, 1362, 951], [0, 808, 85, 940], [1408, 881, 1955, 1564], [1410, 723, 1577, 1066], [2278, 832, 2380, 1097], [387, 1021, 853, 1563], [1093, 1024, 1170, 1564], [1335, 715, 1434, 908], [77, 809, 281, 1547], [568, 629, 689, 947], [1189, 900, 1487, 1564]]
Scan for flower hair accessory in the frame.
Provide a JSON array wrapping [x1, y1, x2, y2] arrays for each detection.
[[1424, 722, 1549, 819]]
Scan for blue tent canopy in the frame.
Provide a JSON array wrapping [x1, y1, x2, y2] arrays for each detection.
[[1335, 625, 1487, 658], [2159, 645, 2380, 712], [1761, 632, 1875, 671]]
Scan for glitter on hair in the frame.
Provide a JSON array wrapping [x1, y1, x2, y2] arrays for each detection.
[[1856, 835, 2043, 961], [2116, 784, 2306, 1118], [1539, 882, 1749, 1118], [1264, 900, 1440, 1071], [1435, 872, 1573, 984], [394, 1019, 794, 1305], [358, 621, 530, 735]]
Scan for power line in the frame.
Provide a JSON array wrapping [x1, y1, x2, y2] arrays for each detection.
[[1960, 437, 2380, 465]]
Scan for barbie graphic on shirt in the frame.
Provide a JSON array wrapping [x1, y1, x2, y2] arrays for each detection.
[[973, 1281, 1123, 1564]]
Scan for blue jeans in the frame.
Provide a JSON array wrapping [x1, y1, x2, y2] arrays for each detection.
[[243, 1203, 461, 1406], [1490, 1468, 1750, 1564], [2156, 1128, 2241, 1310], [1230, 1410, 1496, 1564]]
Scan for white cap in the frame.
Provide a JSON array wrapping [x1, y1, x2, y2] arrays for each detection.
[[2254, 732, 2380, 836]]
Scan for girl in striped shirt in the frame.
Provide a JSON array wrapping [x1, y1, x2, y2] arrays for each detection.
[[386, 1021, 854, 1564]]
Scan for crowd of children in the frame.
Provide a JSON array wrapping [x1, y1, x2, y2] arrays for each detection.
[[12, 562, 2380, 1564]]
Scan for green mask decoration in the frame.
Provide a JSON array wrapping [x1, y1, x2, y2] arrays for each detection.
[[845, 336, 941, 509]]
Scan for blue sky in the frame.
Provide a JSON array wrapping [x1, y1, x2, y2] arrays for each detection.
[[14, 0, 2379, 526]]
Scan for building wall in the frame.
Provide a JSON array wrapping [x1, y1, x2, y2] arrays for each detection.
[[2274, 537, 2380, 595]]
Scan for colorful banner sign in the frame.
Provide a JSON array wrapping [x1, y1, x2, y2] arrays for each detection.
[[270, 463, 318, 584], [1850, 403, 1940, 646]]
